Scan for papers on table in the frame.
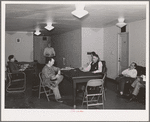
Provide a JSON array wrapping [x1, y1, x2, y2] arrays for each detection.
[[24, 64, 29, 68], [20, 64, 29, 71], [61, 67, 75, 70]]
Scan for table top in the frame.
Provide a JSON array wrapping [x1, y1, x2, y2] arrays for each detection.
[[61, 68, 104, 79]]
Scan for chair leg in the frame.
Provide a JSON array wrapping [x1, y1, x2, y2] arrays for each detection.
[[102, 94, 104, 109], [103, 89, 106, 101], [39, 84, 41, 99], [45, 88, 50, 101], [86, 96, 88, 109], [82, 93, 85, 107]]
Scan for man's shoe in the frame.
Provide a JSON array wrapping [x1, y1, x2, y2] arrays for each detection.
[[129, 97, 134, 101], [129, 95, 136, 101], [56, 99, 63, 103]]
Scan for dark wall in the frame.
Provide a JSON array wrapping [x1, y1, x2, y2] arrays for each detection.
[[52, 29, 82, 68]]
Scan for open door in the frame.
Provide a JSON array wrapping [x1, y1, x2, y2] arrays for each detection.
[[118, 32, 129, 75]]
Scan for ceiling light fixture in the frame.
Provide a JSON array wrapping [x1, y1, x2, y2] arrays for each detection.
[[71, 4, 88, 18], [45, 22, 54, 31], [116, 17, 127, 28], [34, 28, 41, 35]]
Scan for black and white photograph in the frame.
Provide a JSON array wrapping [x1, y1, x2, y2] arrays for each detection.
[[1, 1, 149, 121]]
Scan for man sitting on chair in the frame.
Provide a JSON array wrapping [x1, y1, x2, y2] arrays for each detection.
[[79, 52, 103, 93], [42, 58, 63, 103], [8, 55, 25, 73], [116, 62, 137, 96], [80, 53, 103, 74]]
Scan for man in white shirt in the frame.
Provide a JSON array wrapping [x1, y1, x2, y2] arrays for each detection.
[[116, 62, 137, 96], [44, 43, 55, 63]]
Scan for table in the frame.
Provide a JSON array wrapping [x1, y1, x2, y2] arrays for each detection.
[[61, 68, 104, 108]]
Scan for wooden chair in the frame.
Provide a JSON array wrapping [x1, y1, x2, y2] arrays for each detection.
[[39, 72, 53, 101]]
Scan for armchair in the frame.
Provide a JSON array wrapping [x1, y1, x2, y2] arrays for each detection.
[[116, 65, 146, 99], [6, 65, 26, 93]]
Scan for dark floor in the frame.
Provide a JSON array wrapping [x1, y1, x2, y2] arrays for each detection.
[[5, 74, 145, 109]]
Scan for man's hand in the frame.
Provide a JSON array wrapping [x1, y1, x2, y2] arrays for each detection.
[[51, 75, 57, 81], [92, 71, 95, 73], [79, 67, 83, 70], [57, 70, 61, 75], [19, 69, 24, 71], [123, 74, 130, 77]]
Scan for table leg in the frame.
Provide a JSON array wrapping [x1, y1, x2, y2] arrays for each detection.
[[73, 81, 76, 108]]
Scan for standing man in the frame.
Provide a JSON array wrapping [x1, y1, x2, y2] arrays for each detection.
[[43, 43, 55, 63]]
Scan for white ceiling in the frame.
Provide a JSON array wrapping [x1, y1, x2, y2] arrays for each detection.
[[5, 2, 146, 36]]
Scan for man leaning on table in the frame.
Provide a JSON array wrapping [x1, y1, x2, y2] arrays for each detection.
[[80, 52, 103, 73], [78, 52, 103, 92]]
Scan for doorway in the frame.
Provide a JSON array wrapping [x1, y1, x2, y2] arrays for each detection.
[[118, 32, 129, 75]]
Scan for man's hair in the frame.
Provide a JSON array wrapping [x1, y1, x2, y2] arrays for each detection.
[[8, 55, 14, 61], [91, 51, 96, 56], [46, 58, 53, 64], [132, 62, 137, 68], [92, 53, 100, 62]]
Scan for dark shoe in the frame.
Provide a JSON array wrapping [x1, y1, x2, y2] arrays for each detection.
[[129, 95, 136, 101], [56, 99, 63, 103], [124, 93, 130, 97]]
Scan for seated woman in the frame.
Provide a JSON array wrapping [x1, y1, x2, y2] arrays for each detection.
[[129, 75, 146, 101], [80, 53, 103, 73], [116, 62, 137, 96]]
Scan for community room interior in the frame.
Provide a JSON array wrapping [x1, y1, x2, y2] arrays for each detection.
[[4, 3, 146, 79], [2, 1, 149, 121]]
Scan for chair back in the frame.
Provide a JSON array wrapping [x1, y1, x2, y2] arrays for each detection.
[[6, 63, 11, 73], [39, 72, 46, 86], [101, 61, 107, 74], [39, 72, 43, 83], [136, 65, 146, 76]]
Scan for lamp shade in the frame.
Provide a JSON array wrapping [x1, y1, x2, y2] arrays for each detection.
[[71, 4, 88, 18], [116, 22, 127, 28], [45, 25, 54, 31], [34, 30, 41, 35], [72, 10, 88, 18], [116, 17, 127, 28], [45, 22, 54, 31]]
